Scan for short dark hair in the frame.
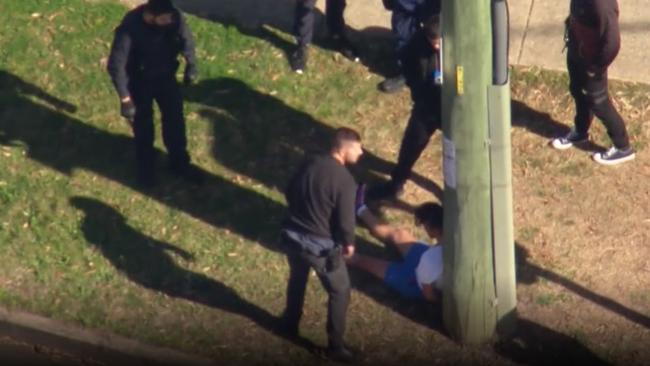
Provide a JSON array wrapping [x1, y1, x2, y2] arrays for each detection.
[[146, 0, 175, 15], [331, 127, 361, 150], [414, 202, 443, 230]]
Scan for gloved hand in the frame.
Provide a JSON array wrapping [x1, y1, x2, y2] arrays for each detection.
[[183, 63, 198, 86], [120, 99, 136, 123], [382, 0, 395, 10]]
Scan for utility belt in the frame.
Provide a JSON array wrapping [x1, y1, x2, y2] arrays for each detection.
[[282, 229, 343, 271]]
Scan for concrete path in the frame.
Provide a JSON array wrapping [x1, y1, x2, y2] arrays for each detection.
[[120, 0, 648, 84]]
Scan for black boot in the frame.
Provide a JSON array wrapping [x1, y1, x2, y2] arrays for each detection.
[[378, 74, 406, 93]]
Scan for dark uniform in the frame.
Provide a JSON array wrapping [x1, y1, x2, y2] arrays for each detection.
[[281, 154, 356, 354], [566, 0, 630, 149], [384, 0, 437, 58], [379, 0, 439, 93], [369, 15, 442, 200], [107, 0, 198, 184]]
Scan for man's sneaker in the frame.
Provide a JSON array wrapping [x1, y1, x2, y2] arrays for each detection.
[[551, 130, 589, 150], [355, 183, 367, 216], [378, 74, 406, 93], [365, 181, 404, 202], [331, 34, 360, 63], [290, 46, 307, 74], [593, 146, 636, 165]]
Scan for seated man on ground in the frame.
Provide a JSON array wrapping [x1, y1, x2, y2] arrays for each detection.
[[347, 198, 443, 302]]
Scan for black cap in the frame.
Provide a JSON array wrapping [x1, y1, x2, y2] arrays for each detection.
[[146, 0, 175, 15]]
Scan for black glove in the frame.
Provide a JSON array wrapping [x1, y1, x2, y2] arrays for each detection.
[[120, 100, 136, 122], [183, 63, 198, 86], [382, 0, 395, 11]]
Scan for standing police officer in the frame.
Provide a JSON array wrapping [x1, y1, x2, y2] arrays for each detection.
[[290, 0, 360, 74], [281, 128, 363, 363], [551, 0, 634, 165], [367, 11, 442, 201], [108, 0, 202, 187], [378, 0, 435, 94]]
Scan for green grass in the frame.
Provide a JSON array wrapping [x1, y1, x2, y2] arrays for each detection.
[[2, 1, 650, 365]]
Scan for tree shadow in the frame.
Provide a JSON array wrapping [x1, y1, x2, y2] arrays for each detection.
[[185, 76, 443, 199], [176, 0, 398, 78], [511, 100, 605, 152], [69, 196, 319, 354], [0, 69, 444, 346]]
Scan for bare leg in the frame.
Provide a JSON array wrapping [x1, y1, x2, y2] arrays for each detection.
[[358, 210, 417, 257], [346, 253, 391, 281]]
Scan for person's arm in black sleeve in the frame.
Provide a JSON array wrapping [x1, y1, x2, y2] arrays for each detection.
[[593, 0, 621, 71], [178, 12, 198, 84], [334, 175, 357, 255], [107, 25, 132, 100]]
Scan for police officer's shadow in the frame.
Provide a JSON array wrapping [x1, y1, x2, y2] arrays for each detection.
[[511, 100, 605, 152], [177, 1, 398, 78], [69, 196, 321, 355], [185, 77, 443, 202]]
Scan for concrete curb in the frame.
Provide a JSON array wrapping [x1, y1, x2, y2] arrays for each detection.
[[0, 307, 215, 366]]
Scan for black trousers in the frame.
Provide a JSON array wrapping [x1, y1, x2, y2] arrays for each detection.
[[568, 57, 630, 149], [130, 77, 190, 176], [391, 103, 441, 185], [294, 0, 347, 47], [283, 239, 350, 349]]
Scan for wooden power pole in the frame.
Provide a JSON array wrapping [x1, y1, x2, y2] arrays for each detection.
[[440, 0, 516, 343]]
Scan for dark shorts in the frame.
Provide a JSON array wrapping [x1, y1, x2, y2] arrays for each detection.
[[383, 243, 429, 299]]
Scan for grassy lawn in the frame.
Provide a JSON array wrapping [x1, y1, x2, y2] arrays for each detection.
[[1, 0, 649, 365]]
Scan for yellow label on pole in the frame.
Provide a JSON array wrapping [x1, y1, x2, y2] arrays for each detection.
[[456, 66, 464, 95]]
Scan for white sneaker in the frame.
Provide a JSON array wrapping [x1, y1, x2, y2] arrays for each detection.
[[593, 146, 636, 165]]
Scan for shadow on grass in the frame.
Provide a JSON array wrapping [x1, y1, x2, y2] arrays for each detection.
[[0, 70, 443, 347], [495, 318, 610, 366], [69, 196, 319, 354], [177, 0, 398, 78], [495, 242, 650, 365], [511, 100, 605, 152], [516, 244, 650, 331], [186, 77, 443, 199]]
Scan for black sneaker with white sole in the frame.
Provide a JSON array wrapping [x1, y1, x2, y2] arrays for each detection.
[[551, 130, 589, 150], [290, 46, 307, 74], [593, 146, 635, 165]]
